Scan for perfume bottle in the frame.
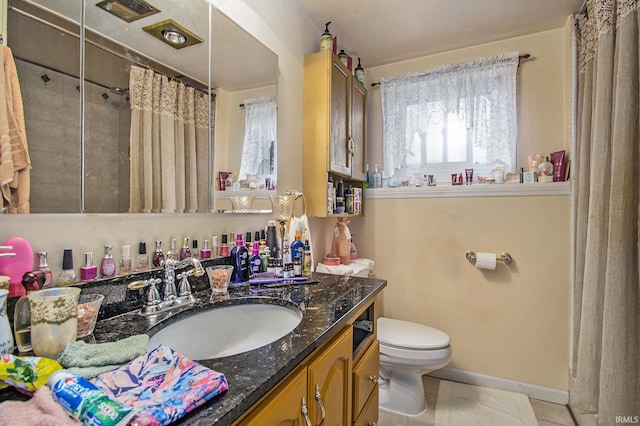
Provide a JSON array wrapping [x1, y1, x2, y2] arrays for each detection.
[[36, 251, 53, 288], [179, 238, 191, 260], [136, 242, 149, 272], [152, 240, 165, 267], [56, 249, 76, 286], [166, 238, 178, 261], [100, 245, 116, 277], [80, 252, 98, 281], [119, 245, 132, 275]]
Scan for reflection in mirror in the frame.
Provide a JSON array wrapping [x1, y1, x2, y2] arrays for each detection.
[[7, 0, 83, 213], [6, 0, 278, 214]]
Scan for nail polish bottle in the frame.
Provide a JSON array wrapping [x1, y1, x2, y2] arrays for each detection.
[[136, 242, 149, 272], [245, 232, 253, 251], [179, 238, 191, 260], [36, 251, 53, 288], [56, 249, 76, 286], [219, 234, 229, 256], [80, 252, 98, 280], [152, 240, 165, 267], [119, 245, 132, 275], [191, 239, 199, 259], [200, 240, 211, 259], [100, 245, 116, 277]]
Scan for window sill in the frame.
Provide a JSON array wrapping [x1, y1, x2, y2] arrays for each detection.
[[215, 189, 276, 199], [365, 181, 571, 199]]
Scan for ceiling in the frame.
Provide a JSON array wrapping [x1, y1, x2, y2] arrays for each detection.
[[292, 0, 585, 68]]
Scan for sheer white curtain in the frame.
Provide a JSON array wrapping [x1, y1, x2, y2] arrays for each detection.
[[380, 52, 519, 178], [238, 96, 277, 181], [129, 65, 212, 213]]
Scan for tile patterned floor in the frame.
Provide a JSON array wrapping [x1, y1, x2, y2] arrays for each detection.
[[378, 376, 576, 426]]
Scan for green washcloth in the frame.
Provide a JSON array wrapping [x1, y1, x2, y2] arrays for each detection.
[[58, 334, 149, 370], [66, 365, 121, 380]]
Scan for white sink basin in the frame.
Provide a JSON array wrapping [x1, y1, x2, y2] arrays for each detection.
[[147, 302, 303, 359]]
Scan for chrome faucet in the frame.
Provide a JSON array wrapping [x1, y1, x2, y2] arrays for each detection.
[[139, 257, 204, 316]]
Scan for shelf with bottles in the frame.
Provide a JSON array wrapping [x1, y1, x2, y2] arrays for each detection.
[[324, 173, 364, 218]]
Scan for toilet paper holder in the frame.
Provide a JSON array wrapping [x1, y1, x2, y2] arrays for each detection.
[[466, 251, 512, 265]]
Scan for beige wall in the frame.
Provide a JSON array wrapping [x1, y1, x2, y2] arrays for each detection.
[[346, 25, 574, 390]]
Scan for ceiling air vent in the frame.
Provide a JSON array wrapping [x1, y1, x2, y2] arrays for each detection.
[[96, 0, 160, 23]]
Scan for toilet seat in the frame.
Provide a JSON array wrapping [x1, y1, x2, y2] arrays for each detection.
[[378, 317, 450, 350]]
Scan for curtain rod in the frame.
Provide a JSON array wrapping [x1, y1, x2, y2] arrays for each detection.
[[370, 53, 531, 87]]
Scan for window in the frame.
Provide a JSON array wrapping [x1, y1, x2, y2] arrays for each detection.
[[238, 96, 277, 181], [380, 52, 519, 185]]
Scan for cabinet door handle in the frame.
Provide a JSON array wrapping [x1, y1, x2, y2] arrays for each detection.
[[368, 374, 379, 383], [301, 397, 312, 426], [314, 384, 326, 426], [348, 137, 358, 156]]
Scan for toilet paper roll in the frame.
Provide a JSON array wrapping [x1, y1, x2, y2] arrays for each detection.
[[475, 252, 497, 270]]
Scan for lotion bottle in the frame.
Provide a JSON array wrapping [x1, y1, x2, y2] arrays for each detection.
[[119, 245, 132, 275], [249, 242, 262, 275]]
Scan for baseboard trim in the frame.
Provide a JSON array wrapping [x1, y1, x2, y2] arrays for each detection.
[[428, 367, 569, 405]]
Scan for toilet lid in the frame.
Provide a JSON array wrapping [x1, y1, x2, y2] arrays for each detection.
[[377, 317, 450, 350]]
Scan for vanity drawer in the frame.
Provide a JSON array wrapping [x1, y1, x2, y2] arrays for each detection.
[[353, 384, 378, 426], [352, 340, 379, 421]]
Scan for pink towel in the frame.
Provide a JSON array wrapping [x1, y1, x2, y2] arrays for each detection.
[[0, 386, 80, 426]]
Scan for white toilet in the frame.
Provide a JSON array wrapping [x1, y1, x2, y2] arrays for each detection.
[[377, 317, 452, 415]]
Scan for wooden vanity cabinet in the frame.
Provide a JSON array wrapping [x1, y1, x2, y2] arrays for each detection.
[[235, 296, 379, 426], [303, 50, 367, 218], [236, 326, 352, 426]]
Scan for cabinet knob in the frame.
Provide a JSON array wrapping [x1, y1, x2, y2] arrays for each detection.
[[301, 397, 312, 426], [368, 374, 379, 384], [368, 422, 377, 426]]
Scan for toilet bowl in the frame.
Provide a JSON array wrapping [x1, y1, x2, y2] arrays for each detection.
[[377, 317, 452, 415]]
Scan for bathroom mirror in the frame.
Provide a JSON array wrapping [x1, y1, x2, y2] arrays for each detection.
[[6, 0, 278, 213]]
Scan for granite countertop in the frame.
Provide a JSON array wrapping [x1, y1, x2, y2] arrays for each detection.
[[90, 272, 386, 425]]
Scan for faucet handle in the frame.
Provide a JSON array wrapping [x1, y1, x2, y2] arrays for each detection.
[[145, 278, 162, 306], [177, 273, 197, 305]]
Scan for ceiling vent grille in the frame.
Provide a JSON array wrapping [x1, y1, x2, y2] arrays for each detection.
[[96, 0, 160, 23]]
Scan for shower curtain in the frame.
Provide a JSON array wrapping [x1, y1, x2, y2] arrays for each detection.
[[129, 65, 212, 213], [571, 1, 640, 425]]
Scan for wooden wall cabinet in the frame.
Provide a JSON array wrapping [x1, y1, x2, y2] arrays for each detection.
[[303, 50, 367, 218]]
